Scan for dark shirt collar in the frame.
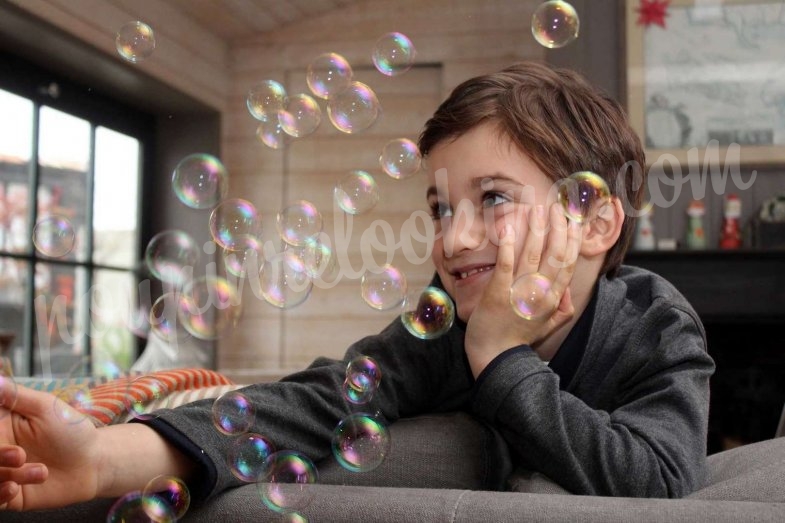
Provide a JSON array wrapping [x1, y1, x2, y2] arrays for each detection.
[[547, 283, 599, 390]]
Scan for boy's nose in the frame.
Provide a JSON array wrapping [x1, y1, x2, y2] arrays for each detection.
[[442, 201, 486, 257]]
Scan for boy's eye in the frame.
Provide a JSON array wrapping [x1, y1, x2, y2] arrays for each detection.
[[481, 192, 510, 209], [430, 201, 453, 219]]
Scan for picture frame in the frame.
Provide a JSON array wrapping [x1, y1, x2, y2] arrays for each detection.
[[625, 0, 785, 167]]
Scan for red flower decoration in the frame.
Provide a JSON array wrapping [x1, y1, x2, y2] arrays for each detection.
[[637, 0, 670, 28]]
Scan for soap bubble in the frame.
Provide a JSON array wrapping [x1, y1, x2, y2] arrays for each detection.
[[360, 265, 407, 311], [107, 490, 175, 523], [372, 32, 416, 76], [52, 384, 93, 425], [247, 80, 288, 122], [510, 272, 557, 320], [116, 21, 156, 63], [380, 138, 421, 180], [258, 251, 313, 309], [149, 292, 191, 344], [281, 512, 308, 523], [142, 475, 190, 520], [123, 376, 169, 421], [342, 376, 375, 405], [209, 199, 262, 250], [332, 413, 391, 473], [277, 200, 323, 246], [346, 356, 381, 390], [279, 94, 322, 138], [327, 81, 381, 134], [177, 275, 242, 340], [307, 53, 353, 99], [144, 230, 199, 287], [212, 390, 255, 435], [334, 170, 379, 215], [223, 235, 263, 278], [228, 433, 275, 482], [32, 215, 76, 257], [556, 171, 610, 223], [531, 0, 580, 49], [259, 450, 318, 514], [257, 119, 290, 150], [171, 153, 228, 209], [297, 235, 337, 281], [401, 286, 455, 339]]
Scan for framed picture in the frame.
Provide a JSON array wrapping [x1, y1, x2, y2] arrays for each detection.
[[625, 0, 785, 166]]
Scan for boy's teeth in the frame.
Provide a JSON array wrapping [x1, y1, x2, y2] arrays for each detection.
[[459, 266, 492, 279]]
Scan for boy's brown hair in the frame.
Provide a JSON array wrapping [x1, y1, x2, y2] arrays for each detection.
[[418, 61, 645, 277]]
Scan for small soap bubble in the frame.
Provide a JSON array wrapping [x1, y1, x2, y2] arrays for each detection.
[[307, 53, 353, 100], [334, 170, 379, 215], [298, 235, 337, 281], [510, 272, 557, 320], [401, 286, 455, 340], [212, 390, 255, 435], [281, 512, 308, 523], [32, 215, 76, 258], [142, 475, 190, 520], [372, 32, 416, 76], [144, 230, 200, 287], [247, 80, 288, 122], [258, 251, 313, 309], [53, 384, 93, 425], [0, 375, 18, 422], [360, 265, 407, 311], [209, 199, 262, 250], [557, 171, 610, 223], [380, 138, 421, 180], [279, 94, 322, 138], [124, 376, 169, 421], [327, 81, 381, 134], [258, 450, 318, 514], [228, 433, 275, 482], [342, 376, 375, 405], [171, 153, 228, 210], [106, 490, 175, 523], [257, 119, 290, 150], [332, 413, 391, 473], [177, 275, 242, 340], [531, 0, 580, 49], [277, 200, 323, 246], [116, 21, 156, 63], [223, 235, 263, 278], [346, 356, 381, 390], [149, 293, 190, 343]]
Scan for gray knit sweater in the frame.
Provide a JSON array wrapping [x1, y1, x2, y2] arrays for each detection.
[[142, 265, 715, 500]]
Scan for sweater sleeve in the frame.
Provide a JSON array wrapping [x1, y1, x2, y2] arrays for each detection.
[[470, 302, 714, 498], [136, 315, 474, 503]]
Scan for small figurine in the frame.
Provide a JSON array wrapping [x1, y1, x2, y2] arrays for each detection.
[[719, 193, 743, 250], [634, 202, 656, 250], [686, 199, 707, 250]]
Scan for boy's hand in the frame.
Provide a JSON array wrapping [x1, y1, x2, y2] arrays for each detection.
[[465, 203, 581, 377], [0, 379, 101, 511]]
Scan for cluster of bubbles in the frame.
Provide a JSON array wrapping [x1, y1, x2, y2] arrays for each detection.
[[531, 0, 580, 49], [107, 474, 190, 522]]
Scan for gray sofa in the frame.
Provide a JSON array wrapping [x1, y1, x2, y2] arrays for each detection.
[[7, 412, 785, 522]]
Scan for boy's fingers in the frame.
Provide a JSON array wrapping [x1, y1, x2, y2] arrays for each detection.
[[551, 219, 581, 298], [542, 203, 569, 276], [490, 225, 516, 295], [0, 380, 48, 419], [517, 205, 545, 278], [0, 446, 26, 468], [0, 480, 19, 507]]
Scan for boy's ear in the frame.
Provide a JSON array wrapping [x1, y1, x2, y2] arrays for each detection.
[[580, 197, 624, 256]]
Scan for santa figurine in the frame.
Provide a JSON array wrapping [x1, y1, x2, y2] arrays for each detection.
[[719, 194, 742, 250]]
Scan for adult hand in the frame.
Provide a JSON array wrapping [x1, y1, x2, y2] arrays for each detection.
[[465, 203, 580, 377]]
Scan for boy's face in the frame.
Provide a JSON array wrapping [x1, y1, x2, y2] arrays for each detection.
[[426, 122, 558, 322]]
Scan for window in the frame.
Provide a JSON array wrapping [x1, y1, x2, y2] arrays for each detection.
[[0, 56, 152, 377]]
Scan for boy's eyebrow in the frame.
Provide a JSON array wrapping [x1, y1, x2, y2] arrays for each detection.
[[470, 173, 520, 188]]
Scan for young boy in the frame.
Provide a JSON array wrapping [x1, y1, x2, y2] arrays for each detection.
[[0, 61, 714, 511]]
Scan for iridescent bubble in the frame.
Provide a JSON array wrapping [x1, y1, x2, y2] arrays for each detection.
[[297, 234, 337, 281], [327, 81, 381, 134], [372, 32, 416, 76], [556, 171, 610, 223], [228, 433, 275, 482], [149, 293, 190, 343], [115, 21, 156, 63], [247, 80, 288, 122], [171, 153, 228, 210], [401, 286, 455, 340], [53, 384, 93, 425], [142, 475, 190, 521], [360, 265, 407, 311], [144, 230, 199, 287], [307, 53, 353, 99], [124, 376, 169, 421], [258, 251, 313, 309], [346, 356, 381, 390], [177, 275, 242, 340], [281, 512, 308, 523], [334, 170, 379, 215], [0, 375, 18, 422], [380, 138, 421, 180], [510, 272, 557, 320], [223, 235, 263, 278], [257, 119, 290, 150], [32, 215, 76, 258], [259, 450, 318, 514], [342, 376, 375, 405], [209, 199, 262, 250], [531, 0, 580, 49], [212, 390, 255, 435], [332, 413, 391, 473], [107, 490, 175, 523], [279, 94, 322, 138], [277, 200, 323, 246]]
